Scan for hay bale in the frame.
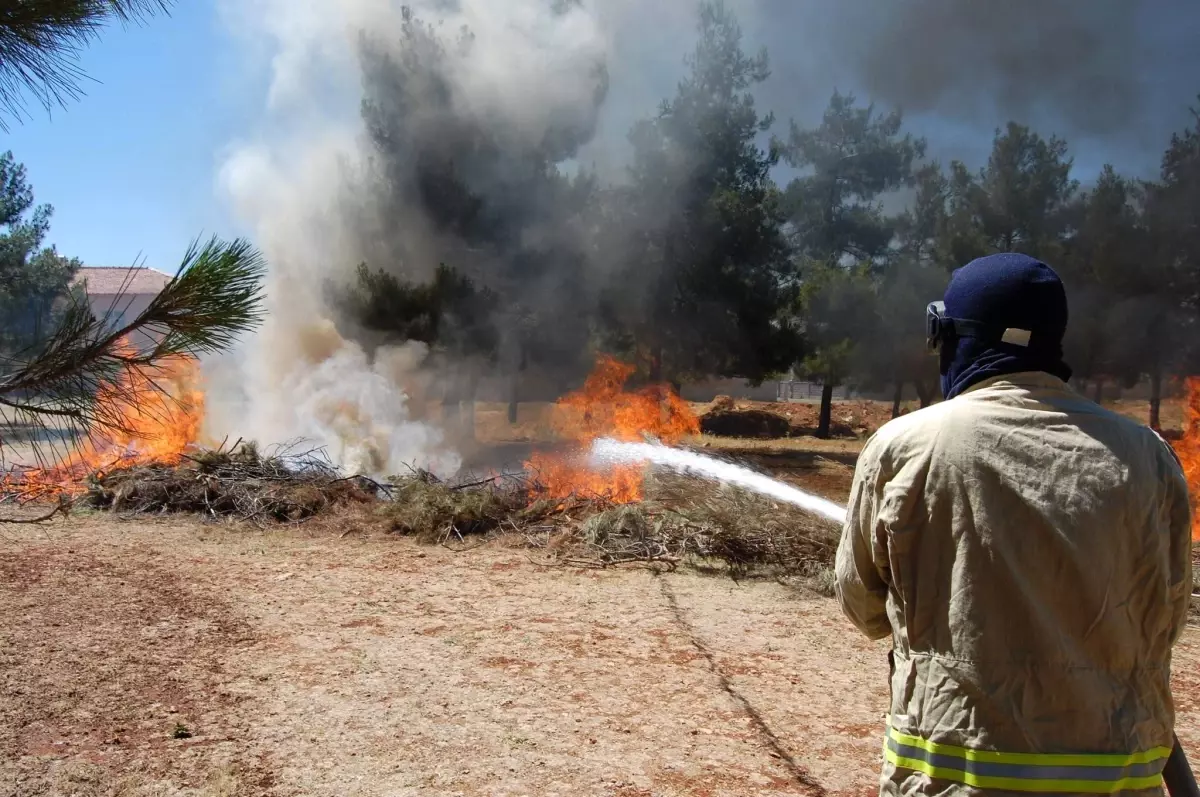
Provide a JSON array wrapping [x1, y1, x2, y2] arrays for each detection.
[[700, 408, 790, 439]]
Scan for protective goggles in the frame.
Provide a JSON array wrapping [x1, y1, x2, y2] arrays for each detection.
[[926, 301, 1032, 353]]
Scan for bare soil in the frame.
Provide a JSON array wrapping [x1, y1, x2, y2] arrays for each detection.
[[1, 515, 1198, 797], [2, 397, 1197, 796]]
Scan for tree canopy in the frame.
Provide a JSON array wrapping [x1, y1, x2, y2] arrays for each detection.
[[0, 151, 81, 352]]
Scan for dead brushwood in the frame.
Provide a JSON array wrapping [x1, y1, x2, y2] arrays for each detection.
[[525, 471, 841, 578], [378, 474, 528, 543], [83, 442, 376, 524]]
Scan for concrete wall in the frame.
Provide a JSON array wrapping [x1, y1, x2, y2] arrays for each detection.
[[679, 378, 781, 403], [89, 293, 161, 352]]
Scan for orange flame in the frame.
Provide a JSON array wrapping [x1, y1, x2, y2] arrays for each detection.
[[1174, 376, 1200, 542], [9, 343, 205, 498], [527, 356, 699, 502]]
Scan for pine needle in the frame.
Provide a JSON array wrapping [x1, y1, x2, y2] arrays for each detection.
[[0, 235, 265, 465], [0, 0, 173, 130]]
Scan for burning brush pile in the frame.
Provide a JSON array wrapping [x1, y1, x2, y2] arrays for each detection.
[[304, 355, 839, 580], [378, 468, 838, 582], [2, 352, 377, 523], [1, 353, 842, 581], [85, 441, 379, 522]]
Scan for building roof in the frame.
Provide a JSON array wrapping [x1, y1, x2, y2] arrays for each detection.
[[71, 267, 173, 296]]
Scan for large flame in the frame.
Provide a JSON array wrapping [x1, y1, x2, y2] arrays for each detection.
[[527, 356, 699, 502], [1174, 376, 1200, 542], [11, 343, 205, 498]]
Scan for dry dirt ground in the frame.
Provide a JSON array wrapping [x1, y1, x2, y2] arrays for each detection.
[[2, 517, 1199, 797], [3, 398, 1198, 796]]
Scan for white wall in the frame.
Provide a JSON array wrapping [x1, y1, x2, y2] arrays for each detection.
[[88, 293, 162, 352]]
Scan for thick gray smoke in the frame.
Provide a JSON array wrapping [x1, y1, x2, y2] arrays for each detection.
[[827, 1, 1140, 136], [743, 0, 1200, 174], [206, 0, 639, 478], [203, 0, 1194, 475]]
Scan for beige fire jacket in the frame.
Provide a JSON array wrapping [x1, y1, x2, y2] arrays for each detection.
[[836, 372, 1193, 796]]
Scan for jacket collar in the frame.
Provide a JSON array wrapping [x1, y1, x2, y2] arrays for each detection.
[[956, 371, 1073, 397]]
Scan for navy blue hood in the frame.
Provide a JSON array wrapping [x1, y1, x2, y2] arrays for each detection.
[[939, 253, 1073, 400]]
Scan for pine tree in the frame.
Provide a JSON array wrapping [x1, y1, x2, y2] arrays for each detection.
[[601, 0, 798, 388]]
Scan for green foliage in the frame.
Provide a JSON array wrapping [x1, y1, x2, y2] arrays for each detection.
[[1058, 166, 1143, 386], [857, 258, 944, 407], [338, 262, 497, 360], [0, 151, 80, 352], [797, 262, 876, 388], [337, 1, 1200, 431], [1146, 100, 1200, 315], [355, 8, 605, 390], [0, 0, 173, 129], [946, 123, 1079, 263], [780, 92, 924, 432], [781, 90, 926, 264]]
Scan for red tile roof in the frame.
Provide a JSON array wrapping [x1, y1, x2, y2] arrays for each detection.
[[71, 267, 173, 296]]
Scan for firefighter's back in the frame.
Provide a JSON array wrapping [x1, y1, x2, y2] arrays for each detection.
[[868, 371, 1191, 795]]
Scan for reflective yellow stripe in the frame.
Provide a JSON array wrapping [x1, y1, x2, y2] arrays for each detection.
[[885, 726, 1171, 794], [885, 749, 1165, 794], [888, 727, 1173, 768]]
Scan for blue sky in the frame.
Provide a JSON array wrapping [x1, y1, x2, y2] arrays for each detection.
[[0, 3, 259, 273], [3, 1, 1194, 275]]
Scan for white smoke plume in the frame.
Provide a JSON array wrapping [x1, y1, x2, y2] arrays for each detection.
[[206, 0, 633, 479]]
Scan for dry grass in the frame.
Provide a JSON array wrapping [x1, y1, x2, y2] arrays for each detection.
[[4, 519, 1197, 796], [375, 473, 565, 543], [536, 472, 841, 581]]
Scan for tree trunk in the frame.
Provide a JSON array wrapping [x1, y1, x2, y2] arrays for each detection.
[[915, 381, 933, 409], [460, 371, 478, 442], [891, 382, 903, 419], [507, 345, 527, 425], [1091, 378, 1105, 404], [442, 370, 461, 431], [817, 381, 835, 439], [648, 344, 664, 384], [1149, 366, 1163, 431], [507, 375, 519, 425]]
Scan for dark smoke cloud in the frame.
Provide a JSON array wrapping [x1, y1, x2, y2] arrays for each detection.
[[736, 0, 1200, 176], [830, 1, 1140, 136], [571, 1, 1200, 180]]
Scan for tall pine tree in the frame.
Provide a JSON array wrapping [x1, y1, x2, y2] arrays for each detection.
[[600, 1, 798, 388], [781, 92, 924, 436]]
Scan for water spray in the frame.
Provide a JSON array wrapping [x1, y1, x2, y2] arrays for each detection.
[[588, 437, 848, 524]]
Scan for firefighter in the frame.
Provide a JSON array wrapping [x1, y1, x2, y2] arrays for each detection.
[[835, 253, 1194, 795]]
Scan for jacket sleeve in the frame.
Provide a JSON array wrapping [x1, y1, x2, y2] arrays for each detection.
[[835, 438, 892, 640], [1159, 439, 1194, 645]]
